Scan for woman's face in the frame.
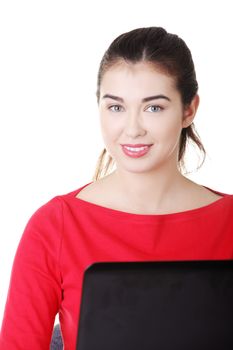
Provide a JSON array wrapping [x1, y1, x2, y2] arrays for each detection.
[[98, 61, 198, 174]]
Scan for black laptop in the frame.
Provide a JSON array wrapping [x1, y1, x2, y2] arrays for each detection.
[[76, 259, 233, 350]]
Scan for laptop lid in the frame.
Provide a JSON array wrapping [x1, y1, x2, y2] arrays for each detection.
[[76, 259, 233, 350]]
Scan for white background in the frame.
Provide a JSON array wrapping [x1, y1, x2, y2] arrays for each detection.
[[0, 0, 232, 325]]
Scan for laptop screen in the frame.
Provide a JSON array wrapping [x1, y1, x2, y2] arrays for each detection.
[[76, 259, 233, 350]]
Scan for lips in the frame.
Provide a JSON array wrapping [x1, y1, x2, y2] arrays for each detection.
[[121, 144, 153, 158]]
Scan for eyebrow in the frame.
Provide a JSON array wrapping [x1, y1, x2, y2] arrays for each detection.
[[102, 93, 171, 103]]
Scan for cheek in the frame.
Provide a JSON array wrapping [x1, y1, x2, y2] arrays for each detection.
[[155, 118, 182, 143], [100, 116, 122, 141], [99, 117, 120, 158]]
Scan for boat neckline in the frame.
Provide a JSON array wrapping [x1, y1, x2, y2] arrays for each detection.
[[66, 181, 232, 221]]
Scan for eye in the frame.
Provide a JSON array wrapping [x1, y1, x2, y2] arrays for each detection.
[[108, 104, 123, 112], [146, 105, 163, 113], [107, 104, 163, 113]]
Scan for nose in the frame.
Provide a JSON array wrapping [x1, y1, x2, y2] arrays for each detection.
[[124, 113, 146, 138]]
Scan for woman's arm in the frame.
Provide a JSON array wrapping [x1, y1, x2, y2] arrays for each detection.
[[0, 197, 63, 349]]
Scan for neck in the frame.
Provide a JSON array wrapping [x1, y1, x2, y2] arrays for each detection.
[[106, 163, 193, 212]]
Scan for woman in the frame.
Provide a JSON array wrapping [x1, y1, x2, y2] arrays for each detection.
[[0, 26, 232, 350]]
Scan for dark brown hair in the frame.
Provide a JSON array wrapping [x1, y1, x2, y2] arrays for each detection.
[[92, 26, 206, 181]]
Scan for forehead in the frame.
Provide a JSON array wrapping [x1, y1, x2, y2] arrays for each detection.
[[101, 61, 177, 95]]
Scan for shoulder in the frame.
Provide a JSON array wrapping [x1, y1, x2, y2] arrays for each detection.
[[25, 195, 63, 230], [202, 186, 233, 206], [53, 182, 96, 208], [11, 195, 65, 281], [25, 183, 92, 226], [19, 195, 65, 255]]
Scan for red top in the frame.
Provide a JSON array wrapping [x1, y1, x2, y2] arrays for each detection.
[[0, 182, 233, 349]]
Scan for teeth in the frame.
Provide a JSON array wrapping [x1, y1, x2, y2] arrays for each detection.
[[124, 146, 148, 152]]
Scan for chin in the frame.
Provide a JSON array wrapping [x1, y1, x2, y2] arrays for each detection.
[[116, 161, 161, 174]]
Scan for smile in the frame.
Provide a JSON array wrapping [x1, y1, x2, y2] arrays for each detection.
[[121, 145, 152, 158]]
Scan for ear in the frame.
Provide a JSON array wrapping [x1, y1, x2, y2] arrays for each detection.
[[182, 94, 200, 128]]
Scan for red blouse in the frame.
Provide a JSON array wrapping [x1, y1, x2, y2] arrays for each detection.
[[0, 182, 233, 349]]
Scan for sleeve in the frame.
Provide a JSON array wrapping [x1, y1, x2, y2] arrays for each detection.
[[0, 196, 63, 350]]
